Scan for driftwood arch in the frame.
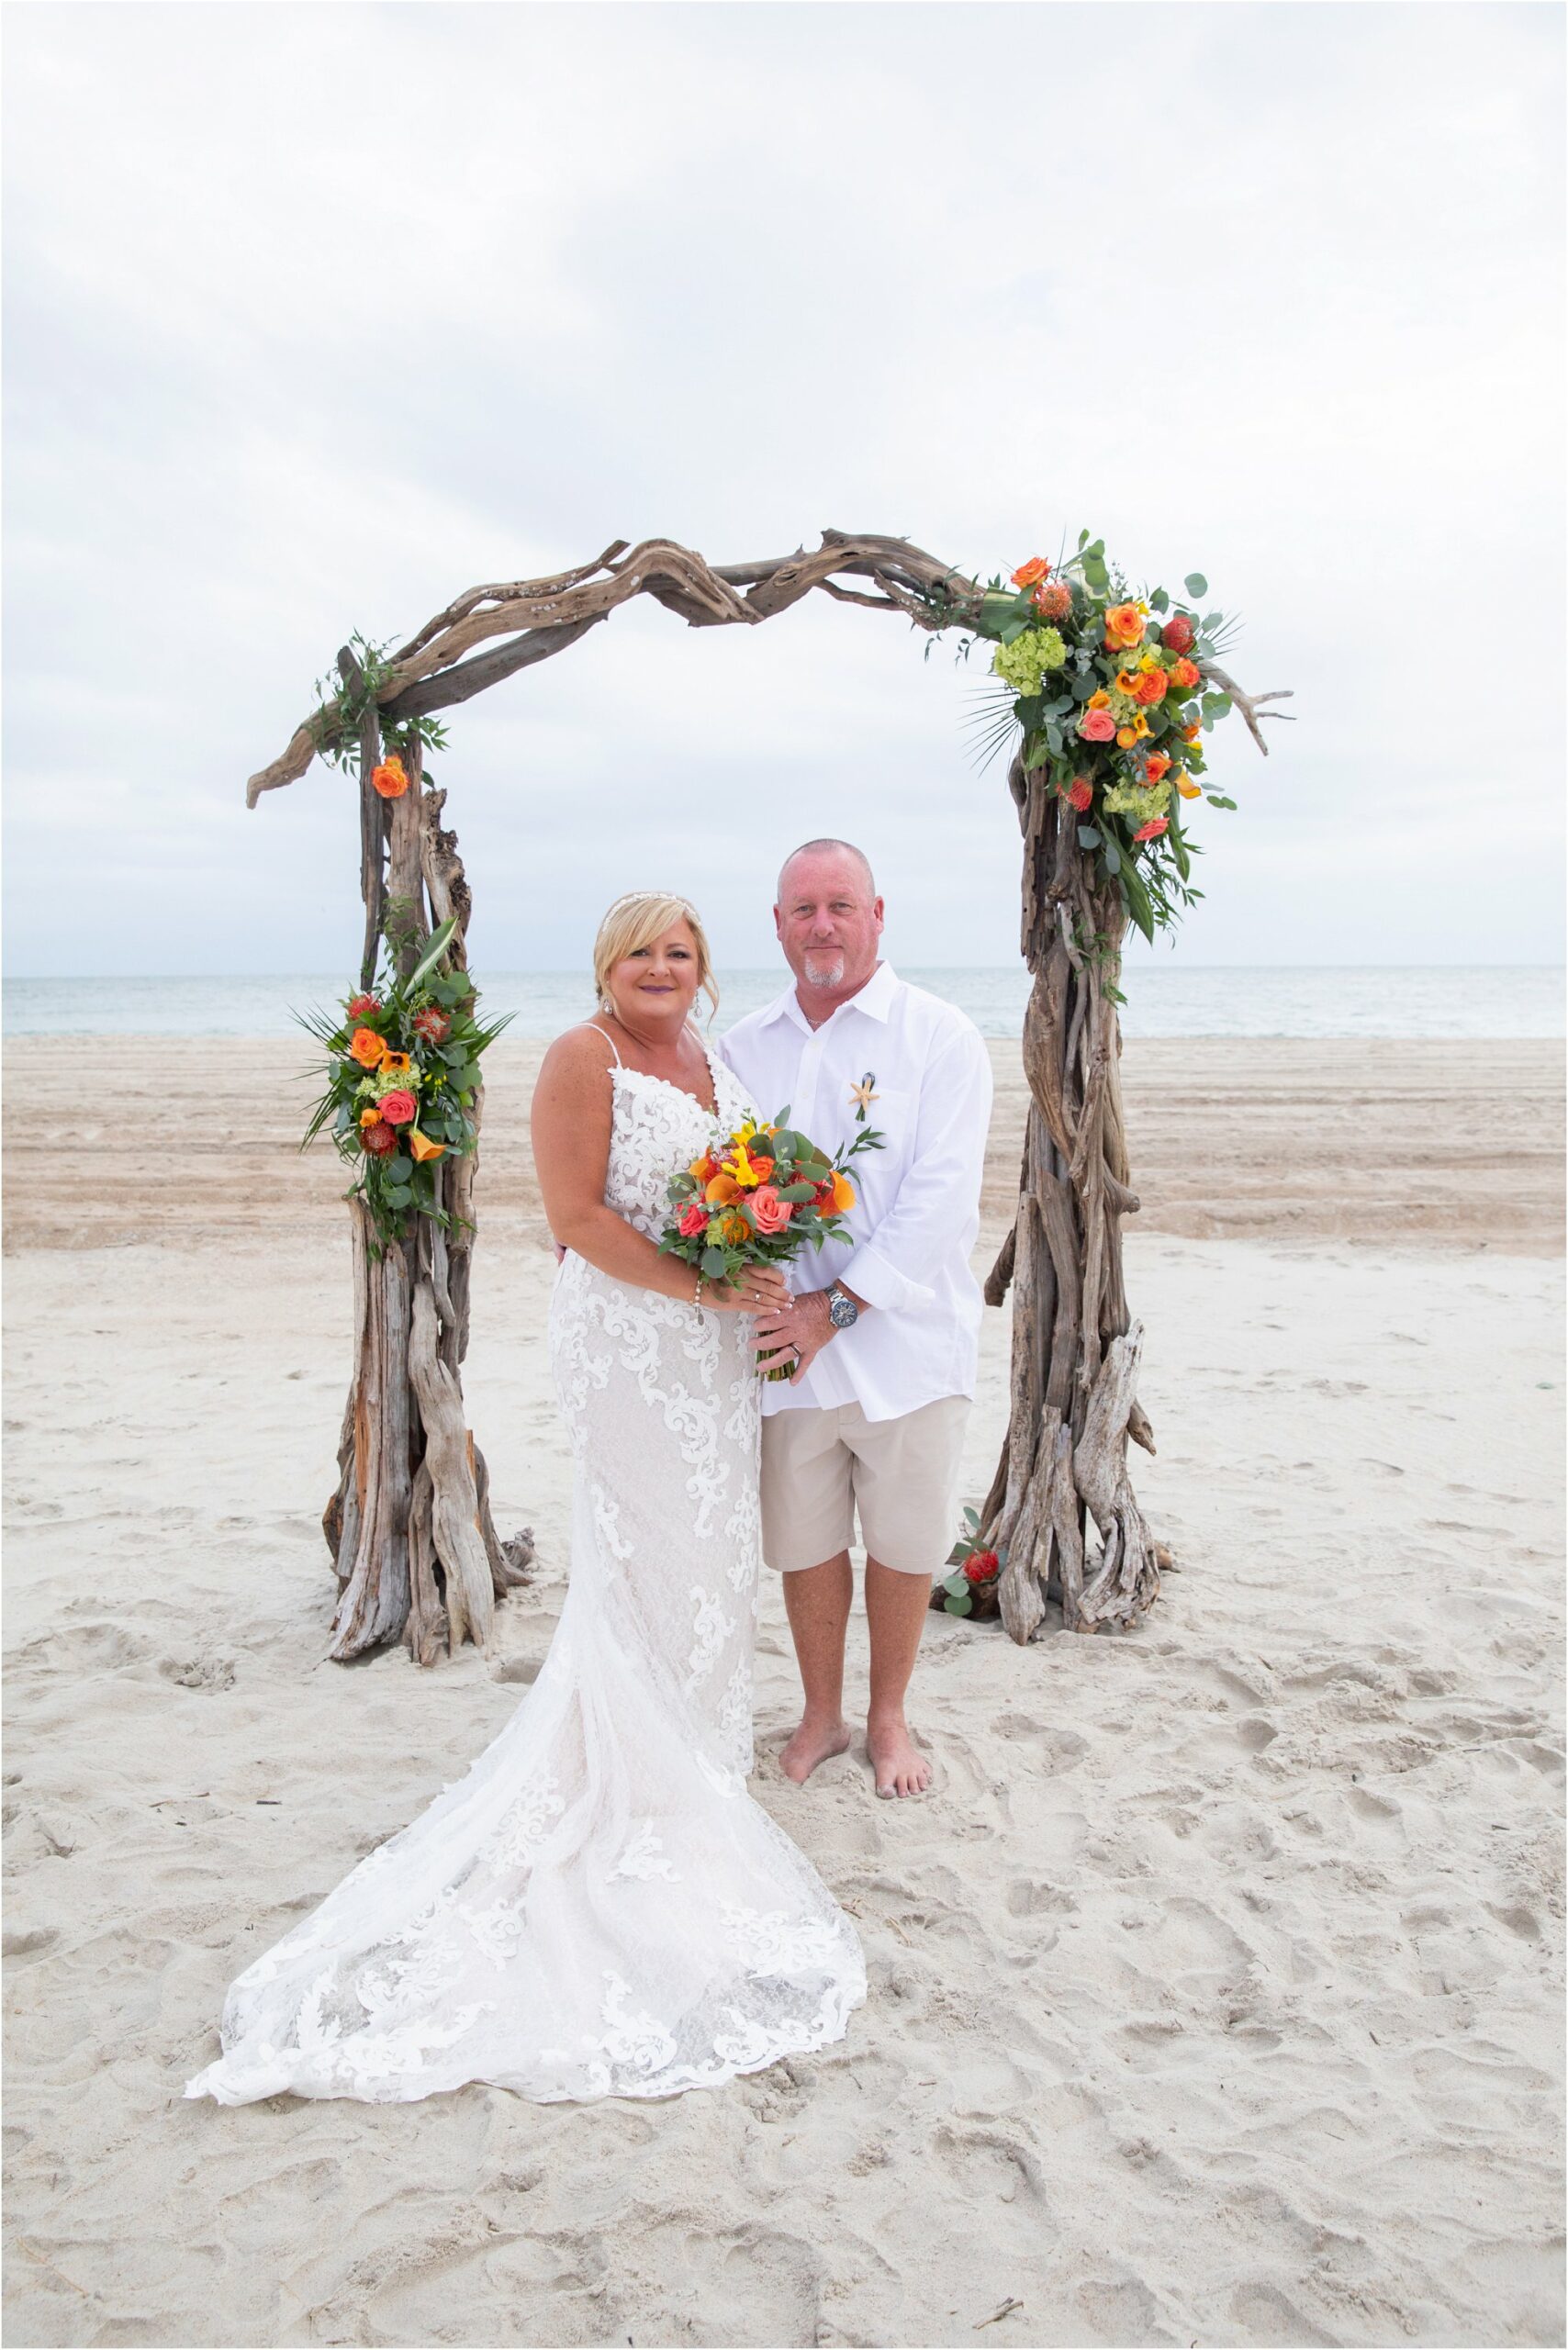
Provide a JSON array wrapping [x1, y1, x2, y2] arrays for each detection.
[[249, 532, 1280, 1662]]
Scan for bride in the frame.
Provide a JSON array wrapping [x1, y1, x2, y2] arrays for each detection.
[[185, 890, 866, 2106]]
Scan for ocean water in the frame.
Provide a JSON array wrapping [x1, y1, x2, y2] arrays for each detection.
[[4, 967, 1562, 1041]]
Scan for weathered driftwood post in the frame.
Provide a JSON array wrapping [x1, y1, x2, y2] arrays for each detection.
[[973, 752, 1160, 1640], [318, 647, 532, 1664], [246, 533, 1283, 1664]]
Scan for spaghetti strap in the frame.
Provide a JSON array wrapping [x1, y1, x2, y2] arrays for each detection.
[[577, 1021, 622, 1066]]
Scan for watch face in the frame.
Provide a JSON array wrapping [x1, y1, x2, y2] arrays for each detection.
[[829, 1287, 857, 1328]]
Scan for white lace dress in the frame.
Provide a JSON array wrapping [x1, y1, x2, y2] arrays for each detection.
[[185, 1042, 866, 2106]]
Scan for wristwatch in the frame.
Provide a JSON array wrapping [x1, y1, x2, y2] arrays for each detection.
[[824, 1282, 860, 1331]]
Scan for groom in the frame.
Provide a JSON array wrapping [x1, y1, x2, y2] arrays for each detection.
[[718, 840, 992, 1798]]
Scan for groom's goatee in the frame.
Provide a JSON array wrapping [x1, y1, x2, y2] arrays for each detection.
[[803, 956, 846, 989]]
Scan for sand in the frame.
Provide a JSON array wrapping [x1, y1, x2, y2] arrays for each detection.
[[3, 1035, 1563, 2348]]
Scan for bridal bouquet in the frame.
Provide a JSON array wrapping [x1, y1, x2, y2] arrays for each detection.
[[958, 532, 1247, 945], [297, 917, 513, 1249], [658, 1095, 885, 1377]]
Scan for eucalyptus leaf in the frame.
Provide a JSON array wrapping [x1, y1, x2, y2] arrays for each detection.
[[1077, 825, 1102, 849], [944, 1592, 974, 1617], [1183, 572, 1208, 598]]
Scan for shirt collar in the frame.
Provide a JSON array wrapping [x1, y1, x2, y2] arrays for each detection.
[[762, 960, 900, 1035]]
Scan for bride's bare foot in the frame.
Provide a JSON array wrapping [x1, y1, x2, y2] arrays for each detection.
[[778, 1713, 852, 1785], [868, 1713, 931, 1799]]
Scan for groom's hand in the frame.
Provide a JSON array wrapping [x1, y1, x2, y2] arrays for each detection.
[[754, 1288, 862, 1385]]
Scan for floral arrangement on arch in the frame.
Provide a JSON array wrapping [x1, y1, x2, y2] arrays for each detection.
[[297, 917, 513, 1250], [961, 532, 1245, 943]]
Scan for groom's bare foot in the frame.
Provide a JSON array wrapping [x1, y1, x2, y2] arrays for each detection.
[[779, 1714, 852, 1785], [868, 1713, 931, 1798]]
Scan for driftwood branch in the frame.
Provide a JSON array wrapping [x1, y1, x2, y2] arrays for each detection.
[[244, 534, 987, 806]]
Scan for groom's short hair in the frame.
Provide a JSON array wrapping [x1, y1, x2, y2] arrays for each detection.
[[777, 839, 877, 901]]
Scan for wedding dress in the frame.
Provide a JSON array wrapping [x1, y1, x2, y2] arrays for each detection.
[[185, 1037, 865, 2105]]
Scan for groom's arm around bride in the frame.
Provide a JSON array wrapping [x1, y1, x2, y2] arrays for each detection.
[[717, 838, 992, 1799]]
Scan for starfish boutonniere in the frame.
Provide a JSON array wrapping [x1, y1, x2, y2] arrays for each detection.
[[848, 1073, 879, 1122]]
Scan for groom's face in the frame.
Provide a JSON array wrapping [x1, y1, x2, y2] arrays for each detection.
[[774, 852, 883, 998]]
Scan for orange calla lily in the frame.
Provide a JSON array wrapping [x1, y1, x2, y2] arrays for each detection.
[[408, 1127, 446, 1163], [379, 1050, 413, 1079], [829, 1171, 856, 1214], [359, 1105, 382, 1127], [705, 1172, 745, 1205], [1176, 773, 1203, 799]]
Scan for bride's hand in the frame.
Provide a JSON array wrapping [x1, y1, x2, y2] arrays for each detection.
[[704, 1264, 793, 1315]]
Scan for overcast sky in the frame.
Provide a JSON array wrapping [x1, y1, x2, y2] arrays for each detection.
[[4, 2, 1562, 979]]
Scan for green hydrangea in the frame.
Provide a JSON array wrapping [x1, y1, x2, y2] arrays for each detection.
[[991, 627, 1068, 698], [1107, 687, 1139, 725], [1103, 776, 1173, 821]]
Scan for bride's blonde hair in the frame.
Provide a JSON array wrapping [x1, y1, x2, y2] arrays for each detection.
[[592, 891, 720, 1024]]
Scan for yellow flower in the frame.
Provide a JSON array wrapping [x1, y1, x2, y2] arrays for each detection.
[[1176, 772, 1203, 799], [726, 1141, 762, 1190]]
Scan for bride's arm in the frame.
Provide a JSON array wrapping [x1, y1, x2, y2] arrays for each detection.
[[530, 1032, 786, 1313]]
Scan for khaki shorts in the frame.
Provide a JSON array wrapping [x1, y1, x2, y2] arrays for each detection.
[[760, 1394, 970, 1578]]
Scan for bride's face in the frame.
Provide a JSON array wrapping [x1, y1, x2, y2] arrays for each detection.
[[606, 920, 701, 1028]]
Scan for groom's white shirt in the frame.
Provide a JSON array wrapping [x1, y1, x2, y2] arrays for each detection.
[[717, 962, 992, 1424]]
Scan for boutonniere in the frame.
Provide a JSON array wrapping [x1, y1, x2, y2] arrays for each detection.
[[848, 1072, 879, 1123]]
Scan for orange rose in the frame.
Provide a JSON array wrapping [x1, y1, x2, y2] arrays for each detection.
[[1012, 557, 1050, 588], [408, 1127, 446, 1163], [1145, 753, 1172, 784], [349, 1026, 387, 1069], [371, 755, 409, 800], [1103, 602, 1146, 651], [358, 1105, 382, 1128], [1133, 670, 1168, 707], [1133, 817, 1170, 842], [749, 1185, 794, 1237], [1170, 657, 1202, 690]]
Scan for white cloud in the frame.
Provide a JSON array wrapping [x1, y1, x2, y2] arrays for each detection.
[[4, 1, 1562, 976]]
